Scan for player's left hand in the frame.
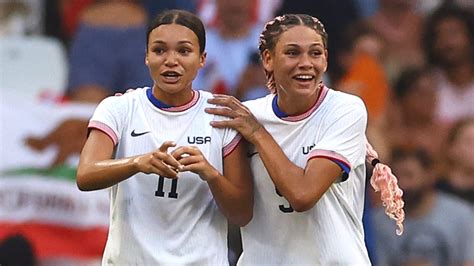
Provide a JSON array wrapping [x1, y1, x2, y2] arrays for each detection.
[[171, 146, 220, 181], [206, 94, 262, 143]]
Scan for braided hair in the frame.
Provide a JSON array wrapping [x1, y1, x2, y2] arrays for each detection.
[[258, 14, 328, 93], [259, 15, 405, 236]]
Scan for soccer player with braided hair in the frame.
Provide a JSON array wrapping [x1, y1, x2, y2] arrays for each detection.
[[206, 14, 404, 264]]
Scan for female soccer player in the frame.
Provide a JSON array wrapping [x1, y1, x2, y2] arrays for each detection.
[[207, 14, 404, 264], [76, 10, 253, 264]]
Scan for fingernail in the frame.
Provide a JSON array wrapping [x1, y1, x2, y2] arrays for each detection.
[[178, 165, 184, 171]]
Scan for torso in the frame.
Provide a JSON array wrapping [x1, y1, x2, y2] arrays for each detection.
[[239, 87, 371, 265], [89, 88, 237, 265]]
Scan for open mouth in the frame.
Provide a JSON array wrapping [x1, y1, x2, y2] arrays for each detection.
[[161, 71, 182, 82], [293, 74, 315, 82]]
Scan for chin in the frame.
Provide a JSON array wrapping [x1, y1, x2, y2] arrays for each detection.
[[158, 83, 186, 94], [295, 83, 319, 94]]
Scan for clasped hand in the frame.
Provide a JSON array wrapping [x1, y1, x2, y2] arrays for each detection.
[[134, 141, 218, 181]]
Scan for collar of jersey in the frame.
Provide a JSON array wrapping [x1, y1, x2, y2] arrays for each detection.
[[146, 88, 199, 112], [272, 84, 328, 122]]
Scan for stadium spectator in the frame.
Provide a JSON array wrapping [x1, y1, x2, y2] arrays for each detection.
[[66, 0, 151, 103], [385, 66, 448, 173], [437, 118, 474, 204], [422, 4, 474, 125], [366, 0, 424, 82], [374, 148, 474, 266], [193, 0, 267, 100]]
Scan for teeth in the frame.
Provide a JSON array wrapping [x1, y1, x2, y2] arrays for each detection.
[[295, 75, 313, 80], [164, 72, 179, 77]]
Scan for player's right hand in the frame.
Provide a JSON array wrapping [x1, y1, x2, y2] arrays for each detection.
[[133, 141, 183, 178], [206, 94, 263, 143]]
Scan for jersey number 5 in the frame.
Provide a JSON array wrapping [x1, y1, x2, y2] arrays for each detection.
[[155, 175, 179, 199], [275, 187, 294, 213]]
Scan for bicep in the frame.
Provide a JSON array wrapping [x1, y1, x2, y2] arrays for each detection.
[[304, 157, 344, 197], [223, 141, 253, 190], [79, 128, 115, 165]]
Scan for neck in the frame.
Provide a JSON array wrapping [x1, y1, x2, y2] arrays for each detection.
[[443, 63, 473, 88], [276, 85, 321, 116], [449, 167, 474, 189], [406, 190, 436, 218], [152, 85, 193, 106]]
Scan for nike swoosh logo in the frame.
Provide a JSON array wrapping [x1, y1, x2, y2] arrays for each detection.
[[131, 130, 151, 137], [246, 151, 259, 158]]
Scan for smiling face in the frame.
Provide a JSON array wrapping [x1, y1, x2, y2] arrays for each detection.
[[262, 25, 328, 98], [146, 24, 205, 100]]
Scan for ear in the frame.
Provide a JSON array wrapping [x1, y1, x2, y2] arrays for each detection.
[[145, 49, 149, 66], [261, 50, 273, 72], [323, 49, 329, 72], [199, 52, 207, 68]]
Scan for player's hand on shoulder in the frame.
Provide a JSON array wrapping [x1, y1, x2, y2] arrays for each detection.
[[206, 94, 262, 143], [133, 141, 182, 178], [171, 146, 219, 182], [114, 88, 136, 96]]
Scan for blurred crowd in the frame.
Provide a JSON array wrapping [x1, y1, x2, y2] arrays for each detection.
[[1, 0, 473, 265]]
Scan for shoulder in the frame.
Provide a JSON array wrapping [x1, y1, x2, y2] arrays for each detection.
[[437, 193, 473, 216], [322, 88, 367, 118], [326, 88, 366, 109], [197, 90, 213, 100], [96, 87, 147, 112], [243, 94, 273, 112]]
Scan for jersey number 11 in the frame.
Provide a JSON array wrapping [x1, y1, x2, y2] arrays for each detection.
[[155, 175, 179, 199]]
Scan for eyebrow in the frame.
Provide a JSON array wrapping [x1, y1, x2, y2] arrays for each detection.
[[152, 40, 194, 45], [285, 43, 323, 48]]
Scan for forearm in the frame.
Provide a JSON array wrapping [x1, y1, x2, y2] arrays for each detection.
[[77, 156, 139, 191], [206, 171, 253, 226], [249, 127, 315, 210]]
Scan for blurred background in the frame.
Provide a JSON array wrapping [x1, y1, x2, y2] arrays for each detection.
[[0, 0, 472, 265]]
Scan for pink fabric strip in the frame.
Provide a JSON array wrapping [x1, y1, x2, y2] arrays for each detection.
[[88, 120, 118, 146], [308, 149, 352, 169], [223, 134, 243, 157], [282, 85, 329, 122]]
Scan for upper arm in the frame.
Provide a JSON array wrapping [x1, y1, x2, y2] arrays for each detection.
[[297, 100, 367, 206], [79, 96, 126, 165], [309, 100, 367, 180], [223, 140, 253, 194], [79, 128, 115, 165], [303, 157, 346, 199]]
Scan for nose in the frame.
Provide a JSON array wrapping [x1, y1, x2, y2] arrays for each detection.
[[164, 51, 178, 67], [298, 53, 313, 69]]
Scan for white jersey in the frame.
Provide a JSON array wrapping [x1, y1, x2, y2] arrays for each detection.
[[239, 86, 371, 265], [88, 88, 240, 265]]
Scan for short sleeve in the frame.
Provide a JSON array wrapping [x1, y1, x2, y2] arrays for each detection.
[[88, 96, 127, 145], [213, 115, 242, 157], [308, 98, 367, 174]]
